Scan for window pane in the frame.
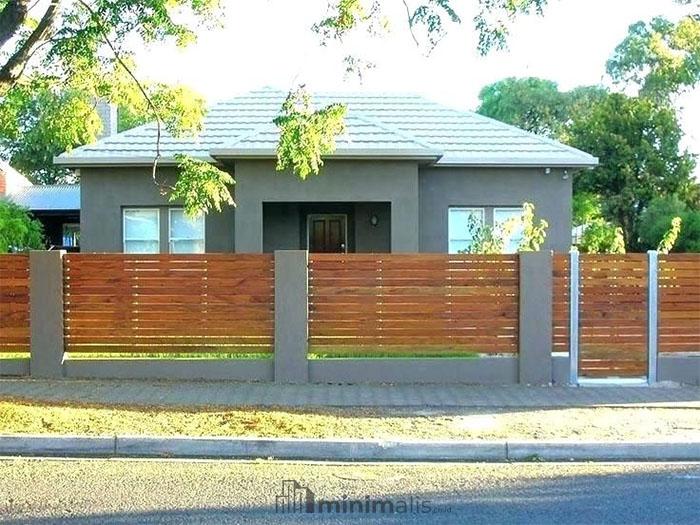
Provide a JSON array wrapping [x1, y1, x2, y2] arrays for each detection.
[[448, 208, 484, 253], [170, 240, 205, 254], [170, 209, 205, 240], [124, 240, 160, 254], [494, 208, 524, 254], [169, 209, 204, 253], [449, 240, 474, 254], [124, 209, 159, 241]]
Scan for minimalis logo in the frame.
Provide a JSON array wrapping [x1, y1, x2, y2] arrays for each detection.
[[275, 480, 451, 515]]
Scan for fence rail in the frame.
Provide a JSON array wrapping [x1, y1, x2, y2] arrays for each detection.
[[63, 254, 275, 353], [659, 254, 700, 354], [0, 254, 30, 352], [308, 253, 519, 355]]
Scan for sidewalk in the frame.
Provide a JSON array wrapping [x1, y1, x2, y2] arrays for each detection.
[[0, 378, 698, 408]]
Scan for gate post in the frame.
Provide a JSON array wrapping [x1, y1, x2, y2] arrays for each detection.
[[647, 250, 659, 385], [569, 249, 580, 386], [518, 251, 553, 385], [29, 250, 65, 378], [274, 250, 309, 383]]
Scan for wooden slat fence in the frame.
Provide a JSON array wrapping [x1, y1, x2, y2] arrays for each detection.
[[63, 254, 274, 353], [578, 254, 648, 378], [308, 254, 519, 355], [659, 254, 700, 354], [552, 253, 570, 352], [0, 255, 30, 352]]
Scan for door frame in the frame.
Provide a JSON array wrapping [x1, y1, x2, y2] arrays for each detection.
[[306, 213, 349, 253]]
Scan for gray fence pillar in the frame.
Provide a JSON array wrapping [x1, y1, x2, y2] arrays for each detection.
[[518, 251, 553, 385], [274, 250, 309, 383], [29, 250, 65, 378]]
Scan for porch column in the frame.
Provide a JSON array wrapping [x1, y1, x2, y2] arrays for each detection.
[[390, 197, 419, 252], [234, 199, 263, 253]]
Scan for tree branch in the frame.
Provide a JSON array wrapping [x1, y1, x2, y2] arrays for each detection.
[[0, 0, 29, 49], [75, 0, 171, 193], [401, 0, 420, 47], [0, 0, 60, 89]]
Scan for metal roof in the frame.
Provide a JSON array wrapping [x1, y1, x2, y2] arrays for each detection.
[[8, 184, 80, 211], [55, 87, 598, 168]]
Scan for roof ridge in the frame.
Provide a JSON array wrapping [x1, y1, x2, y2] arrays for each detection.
[[349, 111, 441, 152]]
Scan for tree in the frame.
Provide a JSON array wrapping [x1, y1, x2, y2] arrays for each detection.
[[0, 0, 557, 214], [638, 195, 700, 252], [607, 15, 700, 102], [476, 77, 606, 140], [0, 199, 44, 252], [568, 92, 696, 250]]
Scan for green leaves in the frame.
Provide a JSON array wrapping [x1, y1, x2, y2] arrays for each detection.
[[607, 15, 700, 102], [274, 87, 347, 180], [170, 155, 234, 218], [0, 199, 45, 253], [519, 202, 548, 252], [569, 92, 696, 249]]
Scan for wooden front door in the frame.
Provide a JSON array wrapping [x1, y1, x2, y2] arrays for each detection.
[[308, 214, 347, 253]]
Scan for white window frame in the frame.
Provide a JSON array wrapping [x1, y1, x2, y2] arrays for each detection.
[[122, 208, 160, 253], [494, 207, 525, 254], [448, 207, 485, 254], [168, 208, 206, 254]]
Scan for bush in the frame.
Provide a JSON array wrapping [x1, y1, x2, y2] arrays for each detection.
[[638, 196, 700, 252], [0, 199, 45, 252]]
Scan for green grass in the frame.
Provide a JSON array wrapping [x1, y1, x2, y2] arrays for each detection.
[[308, 345, 481, 359], [65, 352, 273, 360]]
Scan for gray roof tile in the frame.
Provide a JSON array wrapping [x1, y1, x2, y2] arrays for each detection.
[[55, 87, 597, 167]]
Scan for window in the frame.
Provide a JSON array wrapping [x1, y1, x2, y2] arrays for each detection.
[[62, 224, 80, 248], [169, 208, 205, 253], [123, 208, 160, 253], [448, 208, 484, 254], [494, 208, 525, 254]]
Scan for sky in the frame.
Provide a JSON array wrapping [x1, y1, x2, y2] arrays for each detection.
[[134, 0, 699, 162]]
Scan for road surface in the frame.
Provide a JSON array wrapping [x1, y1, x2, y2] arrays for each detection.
[[0, 458, 698, 523]]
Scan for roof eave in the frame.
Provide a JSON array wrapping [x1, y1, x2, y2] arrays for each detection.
[[210, 147, 444, 162], [434, 156, 599, 168], [53, 155, 214, 167]]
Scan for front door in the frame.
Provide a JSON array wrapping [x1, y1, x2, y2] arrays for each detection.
[[307, 214, 347, 253]]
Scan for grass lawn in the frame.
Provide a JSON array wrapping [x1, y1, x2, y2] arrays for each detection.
[[0, 398, 697, 441]]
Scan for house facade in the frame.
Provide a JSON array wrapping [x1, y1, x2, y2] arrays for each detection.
[[55, 88, 598, 254]]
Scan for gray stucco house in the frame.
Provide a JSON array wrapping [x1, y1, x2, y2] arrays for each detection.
[[54, 87, 598, 254]]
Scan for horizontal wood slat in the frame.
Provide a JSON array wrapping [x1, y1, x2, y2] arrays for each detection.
[[552, 254, 569, 352], [308, 254, 519, 355], [63, 254, 274, 353], [578, 254, 647, 378], [659, 254, 700, 354], [0, 255, 30, 352]]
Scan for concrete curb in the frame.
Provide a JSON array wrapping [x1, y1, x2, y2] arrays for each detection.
[[0, 435, 698, 462]]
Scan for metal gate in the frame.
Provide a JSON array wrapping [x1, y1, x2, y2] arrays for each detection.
[[568, 251, 657, 386]]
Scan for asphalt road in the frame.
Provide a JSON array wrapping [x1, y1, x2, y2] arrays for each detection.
[[0, 458, 698, 524]]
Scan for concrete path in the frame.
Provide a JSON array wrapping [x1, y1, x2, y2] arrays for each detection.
[[0, 378, 698, 408]]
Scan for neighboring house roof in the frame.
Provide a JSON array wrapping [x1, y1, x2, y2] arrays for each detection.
[[0, 160, 32, 193], [55, 87, 598, 168], [8, 184, 80, 211]]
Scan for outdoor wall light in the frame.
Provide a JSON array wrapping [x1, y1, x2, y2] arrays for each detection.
[[370, 214, 379, 227]]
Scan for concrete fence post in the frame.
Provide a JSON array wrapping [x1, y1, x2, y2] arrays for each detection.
[[518, 251, 553, 385], [274, 250, 309, 383], [29, 250, 65, 378], [647, 250, 658, 385]]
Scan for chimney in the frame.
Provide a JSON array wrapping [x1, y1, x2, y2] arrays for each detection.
[[95, 100, 118, 139]]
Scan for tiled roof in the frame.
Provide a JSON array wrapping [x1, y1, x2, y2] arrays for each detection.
[[55, 87, 597, 168], [8, 184, 80, 211]]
